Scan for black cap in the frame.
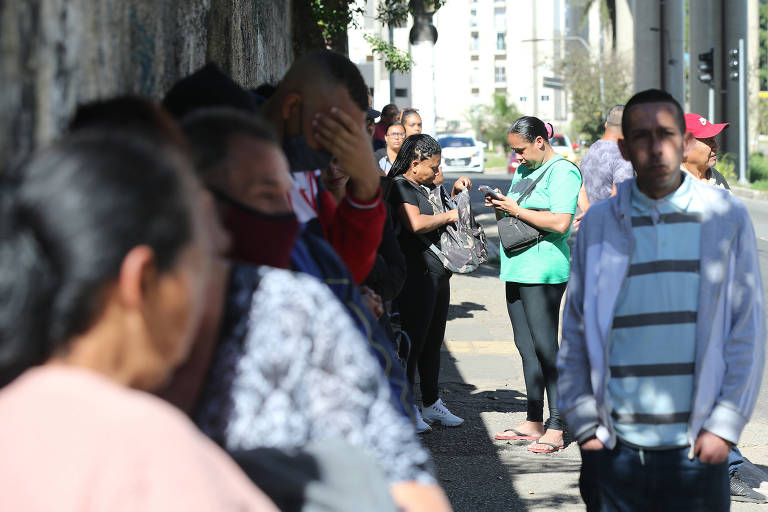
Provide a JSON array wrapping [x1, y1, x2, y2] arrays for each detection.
[[366, 108, 381, 121]]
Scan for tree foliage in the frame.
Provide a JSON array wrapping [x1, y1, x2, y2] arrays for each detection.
[[557, 49, 632, 142], [363, 34, 414, 73], [466, 93, 522, 150], [760, 0, 767, 90]]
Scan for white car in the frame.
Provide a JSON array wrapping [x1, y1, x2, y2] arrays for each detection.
[[438, 134, 485, 173]]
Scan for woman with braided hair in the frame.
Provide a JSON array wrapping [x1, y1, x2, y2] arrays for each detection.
[[387, 134, 470, 433]]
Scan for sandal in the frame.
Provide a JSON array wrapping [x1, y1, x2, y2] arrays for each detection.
[[493, 428, 542, 441], [527, 441, 565, 454]]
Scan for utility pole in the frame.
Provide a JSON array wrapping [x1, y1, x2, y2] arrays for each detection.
[[730, 40, 749, 185]]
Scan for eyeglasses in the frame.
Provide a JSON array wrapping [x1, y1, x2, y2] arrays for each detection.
[[387, 133, 406, 138]]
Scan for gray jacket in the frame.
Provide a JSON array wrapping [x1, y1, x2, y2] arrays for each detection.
[[557, 176, 765, 453]]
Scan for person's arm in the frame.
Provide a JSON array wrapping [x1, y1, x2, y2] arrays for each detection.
[[557, 211, 602, 446], [699, 201, 766, 452], [398, 203, 457, 234], [490, 163, 582, 234], [329, 191, 386, 284]]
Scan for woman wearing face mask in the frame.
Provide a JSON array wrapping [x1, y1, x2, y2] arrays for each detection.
[[400, 109, 423, 138], [484, 116, 582, 454], [0, 132, 277, 511], [387, 134, 470, 433]]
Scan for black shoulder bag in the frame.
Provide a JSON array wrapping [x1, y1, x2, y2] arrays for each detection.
[[497, 170, 549, 253]]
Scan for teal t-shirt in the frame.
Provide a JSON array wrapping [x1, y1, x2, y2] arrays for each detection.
[[499, 155, 582, 284]]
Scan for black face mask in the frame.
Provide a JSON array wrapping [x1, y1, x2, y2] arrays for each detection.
[[283, 135, 332, 174]]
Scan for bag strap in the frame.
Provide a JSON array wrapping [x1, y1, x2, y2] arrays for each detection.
[[515, 169, 548, 206]]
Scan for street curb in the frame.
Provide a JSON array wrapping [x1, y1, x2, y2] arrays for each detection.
[[732, 186, 768, 201]]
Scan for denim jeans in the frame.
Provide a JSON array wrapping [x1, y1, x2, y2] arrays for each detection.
[[728, 446, 744, 477], [579, 441, 729, 511]]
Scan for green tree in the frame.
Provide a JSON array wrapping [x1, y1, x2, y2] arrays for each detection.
[[466, 93, 521, 151], [293, 0, 447, 73], [760, 0, 767, 90], [557, 49, 632, 142]]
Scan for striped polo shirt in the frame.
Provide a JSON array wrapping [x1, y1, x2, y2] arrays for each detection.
[[608, 174, 703, 449]]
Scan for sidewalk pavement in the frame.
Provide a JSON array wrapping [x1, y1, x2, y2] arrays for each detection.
[[419, 215, 768, 511]]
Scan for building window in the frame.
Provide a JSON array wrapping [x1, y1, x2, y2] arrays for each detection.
[[471, 55, 479, 61], [495, 87, 507, 94], [494, 66, 506, 83], [541, 95, 550, 101], [519, 96, 528, 102], [471, 67, 481, 85], [470, 32, 479, 51], [470, 8, 477, 27], [494, 53, 505, 60], [496, 32, 506, 51], [471, 87, 480, 96], [494, 7, 505, 28], [395, 88, 408, 97]]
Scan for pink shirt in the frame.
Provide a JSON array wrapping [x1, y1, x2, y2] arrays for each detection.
[[0, 366, 277, 511]]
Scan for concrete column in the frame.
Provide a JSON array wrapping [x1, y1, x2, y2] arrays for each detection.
[[722, 0, 748, 157], [409, 42, 436, 135], [688, 0, 721, 117], [662, 0, 685, 104], [632, 0, 661, 92], [409, 4, 438, 136]]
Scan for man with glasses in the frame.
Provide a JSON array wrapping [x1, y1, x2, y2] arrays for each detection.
[[376, 122, 406, 173]]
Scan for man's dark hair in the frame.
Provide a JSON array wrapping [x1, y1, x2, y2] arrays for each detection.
[[382, 104, 399, 117], [387, 134, 441, 178], [69, 95, 187, 150], [251, 83, 278, 99], [622, 89, 685, 136], [308, 50, 368, 112], [386, 122, 404, 134], [507, 116, 549, 142], [180, 107, 277, 179], [162, 63, 257, 120]]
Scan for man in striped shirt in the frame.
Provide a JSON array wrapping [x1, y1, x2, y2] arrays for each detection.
[[558, 89, 765, 511]]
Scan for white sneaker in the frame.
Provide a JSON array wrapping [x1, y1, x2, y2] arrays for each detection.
[[414, 406, 432, 433], [421, 399, 464, 427]]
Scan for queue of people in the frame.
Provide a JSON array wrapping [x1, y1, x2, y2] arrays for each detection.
[[1, 41, 765, 512]]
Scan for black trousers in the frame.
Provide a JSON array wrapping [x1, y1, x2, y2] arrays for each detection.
[[398, 266, 451, 407], [505, 281, 566, 430]]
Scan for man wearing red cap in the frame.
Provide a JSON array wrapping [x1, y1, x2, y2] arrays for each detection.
[[682, 113, 731, 190]]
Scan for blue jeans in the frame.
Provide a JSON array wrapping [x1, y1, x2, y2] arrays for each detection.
[[728, 446, 744, 477], [579, 441, 729, 511]]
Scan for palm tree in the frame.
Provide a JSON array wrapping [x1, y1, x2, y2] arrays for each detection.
[[579, 0, 618, 50]]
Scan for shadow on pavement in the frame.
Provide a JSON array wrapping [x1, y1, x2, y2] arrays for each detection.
[[417, 351, 529, 512], [447, 301, 488, 320]]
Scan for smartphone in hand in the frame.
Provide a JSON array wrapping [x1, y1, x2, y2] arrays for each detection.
[[478, 185, 504, 201]]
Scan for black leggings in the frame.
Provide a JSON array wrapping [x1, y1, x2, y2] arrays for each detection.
[[506, 281, 567, 430], [398, 267, 451, 407]]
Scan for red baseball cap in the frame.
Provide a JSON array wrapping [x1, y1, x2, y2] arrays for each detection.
[[684, 113, 729, 138]]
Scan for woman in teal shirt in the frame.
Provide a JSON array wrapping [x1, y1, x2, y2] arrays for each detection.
[[484, 117, 582, 453]]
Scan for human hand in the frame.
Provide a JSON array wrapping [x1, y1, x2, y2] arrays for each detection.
[[313, 107, 379, 201], [452, 176, 472, 193], [694, 430, 730, 464], [360, 286, 384, 319], [580, 437, 605, 451], [490, 194, 519, 216], [572, 212, 585, 232], [445, 209, 459, 224], [483, 188, 504, 208]]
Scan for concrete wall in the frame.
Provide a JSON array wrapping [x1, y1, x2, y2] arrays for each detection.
[[0, 0, 293, 168]]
